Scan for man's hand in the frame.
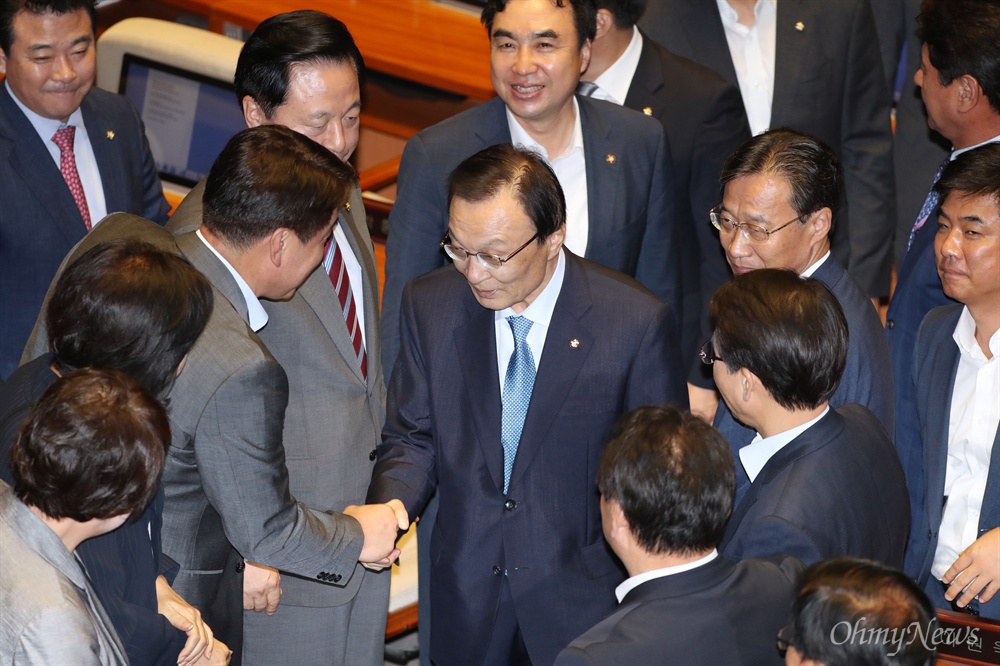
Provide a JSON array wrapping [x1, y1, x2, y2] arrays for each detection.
[[193, 638, 232, 665], [943, 527, 1000, 607], [688, 383, 719, 424], [155, 575, 214, 665], [243, 562, 281, 615], [345, 499, 409, 569]]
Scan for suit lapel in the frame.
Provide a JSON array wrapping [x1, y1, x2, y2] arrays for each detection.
[[0, 86, 86, 244], [80, 94, 127, 214], [508, 252, 594, 490], [772, 0, 811, 114], [474, 97, 515, 147], [623, 37, 664, 114], [455, 300, 505, 491], [342, 187, 382, 380], [680, 0, 738, 85], [579, 99, 624, 257], [923, 327, 961, 531]]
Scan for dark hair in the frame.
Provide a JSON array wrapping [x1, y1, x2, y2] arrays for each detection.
[[918, 0, 1000, 114], [10, 368, 169, 522], [203, 124, 357, 249], [789, 557, 937, 666], [710, 269, 848, 411], [47, 239, 213, 400], [720, 129, 843, 224], [0, 0, 95, 55], [597, 405, 734, 555], [934, 142, 1000, 208], [595, 0, 646, 29], [482, 0, 597, 49], [448, 143, 566, 241], [235, 9, 365, 118]]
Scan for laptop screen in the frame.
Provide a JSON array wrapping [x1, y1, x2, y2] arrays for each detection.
[[118, 53, 245, 187]]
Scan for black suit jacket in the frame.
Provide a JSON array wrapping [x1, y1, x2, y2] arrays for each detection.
[[555, 556, 802, 666], [380, 95, 677, 377], [0, 84, 170, 379], [624, 33, 752, 372], [720, 405, 910, 567], [369, 251, 687, 666], [640, 0, 896, 298], [0, 355, 187, 666]]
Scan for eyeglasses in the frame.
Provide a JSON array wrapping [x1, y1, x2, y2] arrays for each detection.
[[710, 205, 801, 242], [440, 233, 539, 270], [776, 625, 793, 658], [699, 339, 724, 365]]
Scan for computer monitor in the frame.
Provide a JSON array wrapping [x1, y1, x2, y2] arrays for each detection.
[[118, 53, 246, 188]]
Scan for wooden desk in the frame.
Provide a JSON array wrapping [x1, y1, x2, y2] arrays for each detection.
[[208, 0, 494, 100]]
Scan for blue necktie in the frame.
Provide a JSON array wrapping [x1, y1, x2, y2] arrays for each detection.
[[501, 316, 535, 494], [906, 155, 951, 253]]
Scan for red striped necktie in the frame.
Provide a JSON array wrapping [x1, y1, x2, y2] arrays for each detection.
[[51, 126, 92, 231], [328, 238, 367, 380]]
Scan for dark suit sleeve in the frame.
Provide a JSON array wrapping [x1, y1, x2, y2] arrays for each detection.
[[735, 514, 826, 566], [554, 646, 600, 666], [124, 103, 171, 225], [633, 129, 681, 312], [839, 0, 897, 297], [626, 301, 688, 410], [368, 281, 437, 518], [381, 134, 450, 380]]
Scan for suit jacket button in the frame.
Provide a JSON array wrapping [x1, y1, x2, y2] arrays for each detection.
[[492, 565, 502, 575], [235, 561, 245, 573], [886, 319, 894, 329], [369, 449, 377, 461], [333, 573, 342, 582], [504, 499, 516, 511]]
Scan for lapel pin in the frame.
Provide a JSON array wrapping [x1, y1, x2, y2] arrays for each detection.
[[606, 154, 616, 165], [795, 21, 805, 31], [106, 130, 115, 140], [344, 201, 351, 211], [642, 107, 653, 116], [569, 339, 580, 349]]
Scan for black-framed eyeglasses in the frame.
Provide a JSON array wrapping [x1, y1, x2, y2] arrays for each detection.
[[699, 339, 724, 365], [710, 204, 801, 242], [776, 625, 793, 658], [440, 233, 539, 270]]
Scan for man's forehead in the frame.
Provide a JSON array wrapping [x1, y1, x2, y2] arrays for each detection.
[[492, 0, 580, 38]]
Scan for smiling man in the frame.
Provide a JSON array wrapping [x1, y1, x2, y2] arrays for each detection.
[[0, 0, 170, 380], [368, 144, 686, 666], [709, 130, 893, 502], [900, 143, 1000, 621]]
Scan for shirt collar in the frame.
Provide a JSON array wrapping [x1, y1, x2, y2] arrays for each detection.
[[495, 246, 566, 327], [5, 79, 86, 139], [716, 0, 776, 27], [740, 406, 830, 482], [506, 98, 585, 161], [952, 134, 1000, 159], [953, 306, 1000, 361], [196, 229, 268, 332], [614, 550, 719, 602], [591, 26, 643, 106], [800, 251, 831, 278]]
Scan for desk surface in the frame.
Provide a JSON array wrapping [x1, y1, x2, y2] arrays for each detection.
[[208, 0, 494, 100]]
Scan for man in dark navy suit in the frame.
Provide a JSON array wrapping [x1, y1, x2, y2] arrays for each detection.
[[369, 144, 686, 666], [556, 405, 801, 666], [0, 0, 170, 379]]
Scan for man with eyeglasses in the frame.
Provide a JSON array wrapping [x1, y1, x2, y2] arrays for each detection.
[[706, 269, 909, 567], [368, 144, 686, 666], [708, 129, 894, 506]]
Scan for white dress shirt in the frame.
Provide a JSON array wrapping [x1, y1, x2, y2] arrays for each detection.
[[931, 307, 999, 580], [507, 101, 589, 255], [740, 407, 830, 482], [716, 0, 777, 136], [615, 550, 719, 602], [590, 26, 644, 106], [495, 249, 567, 391], [196, 229, 268, 332], [6, 80, 108, 224], [322, 218, 366, 347], [800, 251, 831, 278]]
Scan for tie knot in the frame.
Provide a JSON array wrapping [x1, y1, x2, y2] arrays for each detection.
[[507, 315, 533, 343], [52, 125, 76, 152], [576, 80, 600, 97]]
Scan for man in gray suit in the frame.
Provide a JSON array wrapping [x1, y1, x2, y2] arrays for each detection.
[[168, 11, 393, 665]]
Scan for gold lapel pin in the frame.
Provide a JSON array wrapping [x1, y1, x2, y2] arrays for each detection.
[[795, 21, 805, 31], [642, 107, 653, 116], [606, 154, 616, 165], [344, 201, 351, 211], [570, 339, 580, 348], [106, 130, 115, 140]]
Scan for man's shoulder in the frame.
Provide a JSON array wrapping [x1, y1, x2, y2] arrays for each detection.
[[816, 258, 882, 328], [413, 97, 506, 148], [917, 304, 963, 348], [576, 255, 665, 311], [80, 87, 140, 125], [579, 95, 663, 140], [642, 35, 734, 97]]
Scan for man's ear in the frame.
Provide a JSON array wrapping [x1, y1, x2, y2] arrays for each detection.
[[242, 96, 266, 128], [955, 74, 984, 113], [595, 9, 615, 41], [268, 228, 289, 267], [808, 207, 833, 246], [740, 367, 759, 403], [607, 498, 631, 541]]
